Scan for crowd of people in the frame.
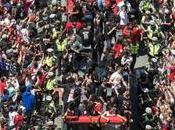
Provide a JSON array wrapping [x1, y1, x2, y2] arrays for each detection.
[[137, 0, 175, 130], [0, 0, 174, 130]]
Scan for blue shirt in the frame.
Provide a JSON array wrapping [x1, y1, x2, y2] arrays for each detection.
[[0, 60, 7, 72], [22, 91, 36, 113], [3, 3, 12, 11]]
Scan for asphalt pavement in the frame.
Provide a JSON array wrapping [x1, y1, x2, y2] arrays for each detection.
[[129, 49, 149, 130]]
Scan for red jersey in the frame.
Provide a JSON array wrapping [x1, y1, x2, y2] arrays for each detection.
[[113, 44, 123, 58], [0, 80, 6, 95], [38, 72, 48, 87], [122, 26, 130, 36], [112, 4, 119, 16], [94, 102, 103, 113], [130, 27, 142, 43], [14, 115, 24, 130], [168, 66, 175, 82]]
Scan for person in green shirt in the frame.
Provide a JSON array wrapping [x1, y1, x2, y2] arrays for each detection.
[[130, 42, 139, 72], [55, 37, 68, 75], [139, 0, 155, 13], [46, 72, 57, 91], [142, 107, 156, 126], [148, 37, 160, 58], [45, 95, 56, 121], [56, 38, 67, 53], [43, 48, 57, 71], [51, 28, 59, 40]]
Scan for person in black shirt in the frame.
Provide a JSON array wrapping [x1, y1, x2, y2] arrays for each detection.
[[80, 23, 93, 47]]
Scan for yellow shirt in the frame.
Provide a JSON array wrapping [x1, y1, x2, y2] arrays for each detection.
[[43, 56, 55, 67], [51, 29, 59, 39], [46, 78, 56, 90], [56, 38, 67, 52], [130, 43, 139, 55], [148, 43, 160, 56]]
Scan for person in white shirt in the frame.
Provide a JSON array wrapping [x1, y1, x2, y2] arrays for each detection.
[[21, 27, 29, 43], [121, 52, 133, 66], [8, 107, 18, 129], [109, 67, 128, 94], [119, 6, 129, 26]]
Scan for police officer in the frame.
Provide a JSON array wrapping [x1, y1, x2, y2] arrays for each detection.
[[130, 42, 139, 72], [45, 95, 56, 121]]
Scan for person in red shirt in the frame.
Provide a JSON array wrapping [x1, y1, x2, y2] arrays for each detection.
[[35, 71, 48, 88], [168, 65, 175, 82], [93, 100, 103, 115], [122, 23, 133, 37], [113, 42, 123, 59], [111, 3, 119, 16], [130, 24, 142, 43], [0, 77, 7, 96], [14, 109, 24, 130]]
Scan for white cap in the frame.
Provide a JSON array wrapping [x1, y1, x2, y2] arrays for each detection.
[[149, 21, 155, 25], [6, 49, 13, 54], [48, 72, 54, 76], [0, 21, 5, 25], [47, 48, 54, 53], [145, 10, 151, 14], [2, 34, 7, 39], [49, 14, 56, 19], [13, 49, 18, 53], [4, 18, 10, 26], [152, 37, 158, 41], [152, 58, 157, 62], [143, 88, 149, 93], [11, 19, 16, 25], [145, 125, 152, 129], [46, 120, 54, 125], [46, 95, 52, 101], [145, 107, 152, 114], [164, 8, 170, 14]]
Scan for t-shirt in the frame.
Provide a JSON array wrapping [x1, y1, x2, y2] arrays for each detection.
[[0, 60, 7, 72], [9, 111, 18, 127], [112, 4, 119, 16], [81, 29, 91, 46], [0, 81, 6, 95], [122, 26, 130, 36], [119, 11, 129, 26], [46, 78, 57, 90], [130, 27, 142, 43], [38, 73, 47, 87], [14, 114, 24, 130], [168, 66, 175, 82], [94, 102, 103, 113], [110, 71, 122, 87], [113, 44, 123, 58]]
